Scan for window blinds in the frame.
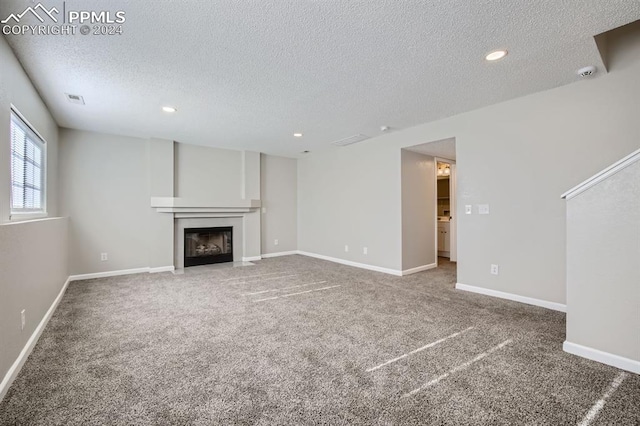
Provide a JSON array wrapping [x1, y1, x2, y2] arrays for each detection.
[[10, 111, 45, 213]]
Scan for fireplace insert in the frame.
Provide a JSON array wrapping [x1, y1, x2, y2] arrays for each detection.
[[184, 227, 233, 267]]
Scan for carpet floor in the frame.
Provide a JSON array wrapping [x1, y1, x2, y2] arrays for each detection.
[[0, 255, 638, 425]]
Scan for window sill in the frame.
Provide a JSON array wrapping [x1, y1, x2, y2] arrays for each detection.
[[9, 212, 48, 222]]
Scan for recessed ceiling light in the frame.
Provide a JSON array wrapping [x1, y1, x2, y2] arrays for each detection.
[[162, 106, 177, 113], [485, 50, 508, 61], [293, 133, 303, 137]]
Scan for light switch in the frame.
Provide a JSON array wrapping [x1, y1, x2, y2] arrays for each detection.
[[465, 205, 473, 214], [478, 204, 490, 215]]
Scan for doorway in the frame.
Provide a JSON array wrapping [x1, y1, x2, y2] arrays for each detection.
[[435, 159, 457, 262], [401, 137, 457, 274]]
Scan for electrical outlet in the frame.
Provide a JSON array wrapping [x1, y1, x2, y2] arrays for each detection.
[[344, 245, 349, 253], [363, 247, 368, 255], [491, 264, 499, 275], [274, 239, 279, 246], [478, 204, 490, 215], [465, 205, 472, 214], [101, 253, 108, 261], [21, 309, 25, 330], [262, 207, 267, 213]]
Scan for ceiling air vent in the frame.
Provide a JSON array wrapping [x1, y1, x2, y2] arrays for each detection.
[[65, 93, 85, 105], [331, 134, 370, 147]]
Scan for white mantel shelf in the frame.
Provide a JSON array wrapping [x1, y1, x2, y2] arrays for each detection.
[[151, 197, 261, 213]]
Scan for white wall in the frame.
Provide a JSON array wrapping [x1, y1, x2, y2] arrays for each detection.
[[298, 142, 402, 271], [401, 150, 436, 270], [566, 159, 640, 366], [174, 143, 243, 201], [0, 36, 67, 397], [298, 27, 640, 304], [0, 218, 69, 399], [0, 36, 59, 222], [59, 133, 287, 272], [261, 154, 297, 255], [59, 129, 150, 275]]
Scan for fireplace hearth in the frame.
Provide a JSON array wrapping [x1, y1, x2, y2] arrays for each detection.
[[184, 227, 233, 267]]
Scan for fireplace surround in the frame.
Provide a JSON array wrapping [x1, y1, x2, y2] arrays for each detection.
[[148, 149, 262, 271], [173, 216, 246, 269]]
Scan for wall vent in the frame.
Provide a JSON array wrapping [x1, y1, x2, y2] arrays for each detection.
[[331, 134, 370, 147], [65, 93, 85, 105]]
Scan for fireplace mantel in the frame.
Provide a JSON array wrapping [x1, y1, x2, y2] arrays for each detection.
[[150, 197, 261, 214]]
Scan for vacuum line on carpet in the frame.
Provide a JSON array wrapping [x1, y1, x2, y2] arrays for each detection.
[[373, 282, 451, 301], [228, 275, 298, 285], [577, 371, 628, 426], [242, 281, 328, 296], [253, 285, 341, 302], [402, 339, 512, 398], [367, 326, 475, 372], [218, 272, 290, 281]]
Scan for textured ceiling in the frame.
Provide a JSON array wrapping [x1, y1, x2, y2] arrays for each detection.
[[406, 138, 456, 161], [2, 1, 640, 157]]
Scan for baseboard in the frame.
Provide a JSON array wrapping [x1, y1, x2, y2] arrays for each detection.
[[297, 251, 402, 276], [563, 341, 640, 374], [455, 282, 566, 312], [242, 256, 262, 262], [149, 266, 175, 273], [69, 267, 151, 281], [69, 266, 175, 281], [0, 276, 70, 403], [261, 251, 298, 258], [401, 263, 437, 276], [297, 251, 435, 277]]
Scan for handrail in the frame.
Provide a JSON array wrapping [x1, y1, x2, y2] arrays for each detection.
[[561, 148, 640, 200]]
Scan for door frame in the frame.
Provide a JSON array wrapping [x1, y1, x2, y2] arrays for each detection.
[[449, 162, 457, 262], [434, 157, 457, 263]]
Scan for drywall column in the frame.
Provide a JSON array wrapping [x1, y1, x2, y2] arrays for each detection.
[[147, 139, 174, 269], [564, 158, 640, 373], [242, 151, 261, 259]]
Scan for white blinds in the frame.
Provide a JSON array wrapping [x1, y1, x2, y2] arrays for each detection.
[[10, 111, 45, 213]]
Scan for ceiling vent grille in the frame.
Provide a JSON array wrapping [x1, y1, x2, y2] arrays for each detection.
[[65, 93, 85, 105], [331, 134, 370, 147]]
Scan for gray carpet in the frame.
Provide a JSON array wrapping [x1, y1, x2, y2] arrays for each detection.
[[0, 255, 638, 425]]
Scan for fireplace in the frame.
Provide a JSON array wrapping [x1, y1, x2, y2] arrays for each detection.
[[184, 227, 233, 267]]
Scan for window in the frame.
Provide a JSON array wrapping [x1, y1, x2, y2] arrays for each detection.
[[10, 109, 46, 216]]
